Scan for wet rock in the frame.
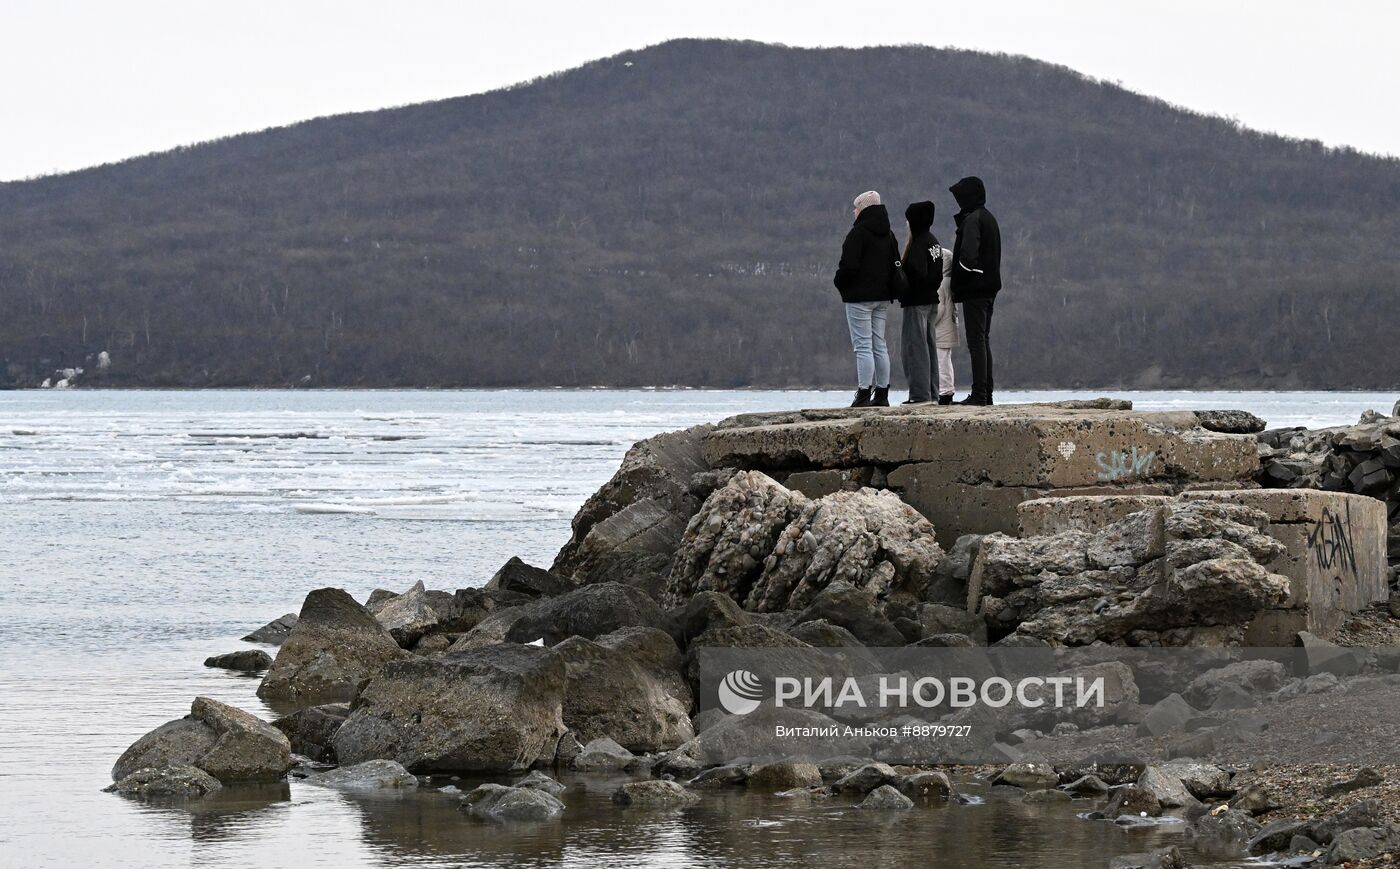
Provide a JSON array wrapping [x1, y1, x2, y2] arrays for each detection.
[[506, 582, 672, 645], [1104, 786, 1162, 818], [746, 760, 822, 792], [373, 581, 443, 647], [258, 588, 408, 704], [204, 649, 273, 672], [1248, 819, 1311, 854], [304, 759, 418, 790], [553, 423, 714, 597], [104, 765, 223, 798], [242, 613, 298, 645], [555, 627, 693, 753], [857, 784, 913, 810], [994, 762, 1058, 790], [271, 703, 349, 763], [1108, 846, 1185, 869], [112, 696, 292, 784], [462, 783, 565, 822], [612, 779, 700, 808], [513, 770, 565, 796], [571, 737, 637, 771], [688, 763, 751, 790], [833, 762, 900, 795], [1192, 808, 1263, 856], [1325, 824, 1400, 865], [666, 471, 944, 613], [333, 644, 566, 772], [897, 770, 954, 801], [1023, 788, 1071, 804], [485, 557, 571, 598], [1228, 782, 1277, 815], [818, 756, 870, 784], [1162, 760, 1231, 799], [1184, 659, 1287, 708], [1063, 774, 1110, 797]]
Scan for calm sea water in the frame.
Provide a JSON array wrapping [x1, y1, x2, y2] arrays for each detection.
[[1, 389, 1393, 869]]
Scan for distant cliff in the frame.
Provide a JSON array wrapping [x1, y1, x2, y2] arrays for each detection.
[[3, 39, 1398, 389]]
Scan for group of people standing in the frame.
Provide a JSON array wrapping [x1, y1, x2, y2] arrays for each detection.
[[833, 176, 1002, 407]]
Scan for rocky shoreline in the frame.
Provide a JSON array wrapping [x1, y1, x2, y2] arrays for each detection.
[[110, 398, 1400, 867]]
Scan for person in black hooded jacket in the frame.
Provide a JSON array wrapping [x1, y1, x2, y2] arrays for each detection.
[[948, 176, 1001, 406], [833, 190, 900, 408], [898, 200, 942, 404]]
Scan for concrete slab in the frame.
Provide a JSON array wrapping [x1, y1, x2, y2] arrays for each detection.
[[1018, 495, 1176, 536]]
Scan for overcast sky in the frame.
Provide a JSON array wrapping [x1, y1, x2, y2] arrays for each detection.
[[3, 0, 1397, 182]]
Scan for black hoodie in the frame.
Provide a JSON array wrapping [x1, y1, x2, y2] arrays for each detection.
[[899, 200, 941, 307], [948, 177, 1002, 302], [833, 203, 901, 304]]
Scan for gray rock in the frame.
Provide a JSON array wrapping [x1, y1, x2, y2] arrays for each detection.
[[1195, 410, 1267, 434], [1297, 631, 1365, 677], [671, 590, 752, 646], [462, 783, 565, 821], [304, 759, 418, 790], [506, 582, 672, 645], [242, 613, 298, 645], [612, 779, 700, 808], [857, 784, 913, 810], [554, 626, 692, 753], [1161, 760, 1231, 799], [1192, 808, 1260, 856], [1104, 786, 1162, 818], [112, 696, 292, 784], [271, 703, 349, 763], [897, 770, 954, 801], [1023, 788, 1071, 804], [1063, 774, 1110, 796], [1229, 782, 1277, 815], [1326, 825, 1400, 864], [791, 581, 907, 647], [1249, 820, 1311, 854], [993, 762, 1059, 790], [373, 581, 443, 647], [687, 763, 750, 789], [746, 760, 822, 792], [1137, 693, 1197, 738], [486, 557, 572, 598], [918, 603, 987, 644], [1311, 799, 1382, 844], [832, 762, 899, 794], [690, 708, 728, 734], [572, 736, 637, 771], [1108, 846, 1185, 869], [1136, 766, 1199, 809], [104, 765, 223, 798], [512, 770, 565, 796], [333, 644, 566, 772], [258, 588, 408, 704], [1185, 659, 1287, 707], [204, 649, 273, 672], [1324, 766, 1383, 795]]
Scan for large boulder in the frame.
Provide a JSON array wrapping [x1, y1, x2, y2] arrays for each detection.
[[494, 583, 672, 647], [242, 613, 298, 645], [462, 783, 565, 821], [112, 697, 292, 783], [303, 759, 418, 790], [271, 703, 349, 763], [612, 779, 700, 808], [552, 423, 715, 597], [970, 501, 1291, 645], [485, 557, 572, 598], [554, 626, 694, 753], [371, 581, 444, 647], [258, 588, 408, 704], [667, 471, 944, 612], [104, 765, 223, 799], [332, 644, 566, 772]]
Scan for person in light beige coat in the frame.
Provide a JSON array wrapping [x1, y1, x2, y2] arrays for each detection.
[[933, 246, 960, 403]]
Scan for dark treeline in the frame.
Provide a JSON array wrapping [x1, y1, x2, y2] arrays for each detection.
[[2, 39, 1398, 389]]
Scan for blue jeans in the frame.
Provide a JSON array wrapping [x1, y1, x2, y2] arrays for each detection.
[[844, 301, 890, 389]]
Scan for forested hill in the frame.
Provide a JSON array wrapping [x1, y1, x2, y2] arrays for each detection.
[[3, 39, 1398, 389]]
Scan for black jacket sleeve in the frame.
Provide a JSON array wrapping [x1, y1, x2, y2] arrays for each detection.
[[833, 228, 862, 291], [901, 237, 928, 284], [957, 213, 983, 276]]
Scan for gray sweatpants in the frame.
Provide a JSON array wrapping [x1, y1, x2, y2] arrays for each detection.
[[901, 304, 939, 402]]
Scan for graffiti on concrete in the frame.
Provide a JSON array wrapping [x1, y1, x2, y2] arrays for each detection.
[[1095, 447, 1156, 482], [1307, 503, 1358, 576]]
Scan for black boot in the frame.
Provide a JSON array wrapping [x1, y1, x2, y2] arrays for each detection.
[[955, 394, 989, 406], [871, 387, 890, 407], [850, 387, 873, 408], [938, 394, 954, 406]]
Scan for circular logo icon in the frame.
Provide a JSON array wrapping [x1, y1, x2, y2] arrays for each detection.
[[717, 669, 764, 715]]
